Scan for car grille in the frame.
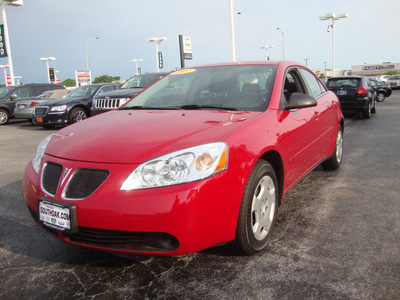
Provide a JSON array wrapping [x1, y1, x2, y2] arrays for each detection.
[[93, 98, 127, 109], [41, 162, 109, 200], [64, 227, 179, 252], [34, 106, 49, 117]]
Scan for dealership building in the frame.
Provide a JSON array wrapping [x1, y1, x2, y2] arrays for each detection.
[[350, 63, 400, 76]]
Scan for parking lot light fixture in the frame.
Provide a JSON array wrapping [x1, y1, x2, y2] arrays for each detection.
[[259, 45, 274, 61], [319, 13, 348, 77], [39, 57, 56, 83], [131, 59, 143, 75], [147, 37, 167, 72], [277, 27, 285, 60], [85, 37, 100, 71]]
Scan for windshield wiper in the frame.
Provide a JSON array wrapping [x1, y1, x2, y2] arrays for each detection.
[[179, 104, 237, 111]]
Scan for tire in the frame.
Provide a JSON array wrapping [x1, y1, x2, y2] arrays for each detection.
[[0, 109, 9, 125], [232, 160, 278, 255], [322, 125, 343, 170], [363, 101, 371, 119], [69, 107, 87, 124], [371, 99, 376, 114], [377, 92, 385, 102]]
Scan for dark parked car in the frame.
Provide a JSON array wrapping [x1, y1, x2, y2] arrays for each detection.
[[0, 83, 65, 125], [33, 83, 119, 128], [91, 72, 168, 115], [326, 76, 377, 119], [369, 78, 392, 102]]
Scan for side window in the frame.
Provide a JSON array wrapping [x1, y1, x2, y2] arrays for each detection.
[[299, 69, 325, 98], [97, 85, 115, 94], [283, 70, 305, 103], [31, 86, 50, 96], [14, 87, 30, 98]]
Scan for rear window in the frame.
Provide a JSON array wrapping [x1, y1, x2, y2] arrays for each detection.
[[326, 78, 360, 88]]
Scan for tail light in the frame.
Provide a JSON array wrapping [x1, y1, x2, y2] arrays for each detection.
[[30, 102, 39, 107], [357, 86, 366, 96]]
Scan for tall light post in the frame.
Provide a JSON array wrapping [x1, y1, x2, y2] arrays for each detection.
[[228, 0, 236, 61], [323, 61, 328, 77], [304, 58, 309, 66], [259, 45, 274, 61], [147, 37, 167, 72], [131, 59, 143, 75], [85, 37, 99, 71], [319, 13, 348, 77], [277, 27, 285, 60], [1, 0, 23, 86], [39, 57, 56, 83]]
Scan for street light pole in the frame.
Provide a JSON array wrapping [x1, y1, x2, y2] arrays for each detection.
[[85, 37, 99, 71], [228, 0, 236, 62], [259, 45, 274, 61], [277, 27, 285, 60], [147, 37, 167, 72], [131, 59, 143, 75], [319, 13, 348, 77], [304, 58, 309, 66], [323, 61, 327, 76]]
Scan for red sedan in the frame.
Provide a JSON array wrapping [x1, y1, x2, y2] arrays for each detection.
[[23, 61, 344, 255]]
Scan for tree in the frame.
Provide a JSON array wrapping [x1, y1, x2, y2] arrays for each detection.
[[383, 70, 399, 76], [319, 73, 326, 79], [62, 79, 76, 87], [93, 74, 121, 83]]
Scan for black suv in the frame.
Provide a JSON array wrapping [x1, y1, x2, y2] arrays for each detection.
[[0, 83, 65, 125], [91, 72, 168, 115], [326, 76, 377, 119], [369, 78, 392, 102]]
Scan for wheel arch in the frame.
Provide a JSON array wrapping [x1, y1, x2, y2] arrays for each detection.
[[259, 150, 284, 205]]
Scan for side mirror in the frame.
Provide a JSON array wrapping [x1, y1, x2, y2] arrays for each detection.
[[285, 92, 317, 110], [10, 93, 18, 100]]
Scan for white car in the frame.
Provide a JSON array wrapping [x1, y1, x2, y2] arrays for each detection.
[[388, 75, 400, 89]]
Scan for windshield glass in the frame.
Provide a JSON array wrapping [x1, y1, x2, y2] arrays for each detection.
[[121, 74, 165, 89], [0, 87, 16, 98], [65, 85, 98, 98], [122, 65, 277, 112]]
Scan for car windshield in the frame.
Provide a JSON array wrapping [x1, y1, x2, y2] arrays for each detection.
[[65, 85, 98, 98], [121, 65, 277, 112], [0, 87, 16, 98], [121, 74, 165, 89], [326, 78, 360, 88]]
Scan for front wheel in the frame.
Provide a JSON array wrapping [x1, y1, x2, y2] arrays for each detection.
[[0, 109, 9, 125], [377, 92, 385, 102], [69, 107, 87, 124], [322, 125, 343, 170], [232, 160, 278, 255]]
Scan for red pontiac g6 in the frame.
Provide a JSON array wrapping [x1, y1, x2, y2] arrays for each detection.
[[23, 61, 344, 255]]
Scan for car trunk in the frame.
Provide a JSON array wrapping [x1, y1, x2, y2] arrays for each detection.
[[327, 78, 361, 101]]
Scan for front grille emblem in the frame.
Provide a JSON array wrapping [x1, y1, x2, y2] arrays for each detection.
[[61, 168, 73, 186]]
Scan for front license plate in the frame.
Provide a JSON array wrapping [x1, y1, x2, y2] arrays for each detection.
[[337, 90, 347, 95], [36, 117, 43, 123], [38, 199, 77, 233]]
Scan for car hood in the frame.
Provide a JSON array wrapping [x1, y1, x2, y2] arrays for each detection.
[[94, 88, 143, 99], [46, 109, 261, 164], [40, 97, 90, 106]]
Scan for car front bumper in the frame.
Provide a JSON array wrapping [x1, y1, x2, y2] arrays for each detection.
[[32, 112, 69, 125], [22, 153, 253, 255]]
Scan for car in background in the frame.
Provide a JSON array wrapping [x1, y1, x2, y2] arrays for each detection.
[[23, 61, 344, 256], [91, 72, 168, 115], [369, 78, 392, 102], [326, 76, 376, 119], [0, 83, 65, 125], [33, 83, 119, 128], [14, 89, 70, 121], [372, 75, 390, 83], [388, 75, 400, 89]]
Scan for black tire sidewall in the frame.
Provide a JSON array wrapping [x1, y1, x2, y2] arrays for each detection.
[[69, 108, 87, 124]]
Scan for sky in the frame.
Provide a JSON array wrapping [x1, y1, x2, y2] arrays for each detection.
[[2, 0, 400, 84]]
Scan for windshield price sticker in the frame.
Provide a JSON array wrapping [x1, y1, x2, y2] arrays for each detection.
[[39, 200, 71, 231]]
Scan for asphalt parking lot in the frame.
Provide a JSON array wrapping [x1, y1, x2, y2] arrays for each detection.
[[1, 92, 400, 300]]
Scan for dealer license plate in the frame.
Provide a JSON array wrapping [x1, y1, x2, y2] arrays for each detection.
[[337, 90, 347, 95], [39, 199, 72, 231], [36, 117, 43, 123]]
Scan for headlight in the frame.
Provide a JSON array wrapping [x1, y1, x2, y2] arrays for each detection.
[[51, 105, 67, 112], [121, 142, 228, 190], [32, 134, 54, 173]]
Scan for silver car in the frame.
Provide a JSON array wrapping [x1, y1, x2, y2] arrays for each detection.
[[388, 75, 400, 89], [14, 89, 70, 120]]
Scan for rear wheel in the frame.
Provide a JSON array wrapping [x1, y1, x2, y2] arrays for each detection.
[[0, 109, 9, 125], [232, 160, 278, 255], [363, 101, 371, 119], [322, 125, 343, 170], [371, 99, 376, 114]]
